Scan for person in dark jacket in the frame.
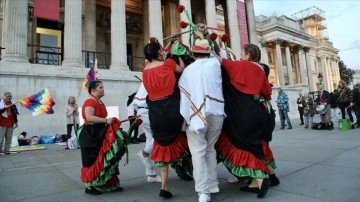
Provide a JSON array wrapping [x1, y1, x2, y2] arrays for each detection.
[[351, 82, 360, 127], [335, 80, 353, 122]]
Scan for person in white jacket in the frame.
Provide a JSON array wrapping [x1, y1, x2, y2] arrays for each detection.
[[130, 83, 161, 183], [179, 39, 225, 202]]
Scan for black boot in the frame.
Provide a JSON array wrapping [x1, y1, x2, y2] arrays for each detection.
[[159, 189, 172, 198], [257, 178, 270, 198], [175, 165, 193, 181], [269, 174, 280, 186], [85, 187, 102, 195]]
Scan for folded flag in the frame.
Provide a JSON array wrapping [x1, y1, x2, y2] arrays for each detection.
[[19, 88, 55, 116]]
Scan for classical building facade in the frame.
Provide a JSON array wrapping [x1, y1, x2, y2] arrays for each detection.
[[0, 0, 243, 135], [256, 6, 340, 92], [0, 1, 342, 134]]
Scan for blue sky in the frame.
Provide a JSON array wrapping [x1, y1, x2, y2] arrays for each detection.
[[253, 0, 360, 69]]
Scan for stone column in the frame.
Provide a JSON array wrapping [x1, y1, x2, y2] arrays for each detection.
[[110, 0, 128, 70], [260, 42, 269, 64], [284, 42, 294, 85], [328, 58, 333, 91], [245, 0, 257, 44], [205, 0, 217, 39], [143, 0, 149, 46], [226, 0, 241, 57], [62, 0, 83, 67], [179, 0, 192, 47], [334, 59, 340, 83], [297, 45, 307, 84], [148, 0, 163, 45], [320, 56, 329, 90], [1, 0, 28, 63], [326, 57, 333, 91], [304, 47, 314, 91], [275, 39, 285, 86], [84, 0, 96, 52]]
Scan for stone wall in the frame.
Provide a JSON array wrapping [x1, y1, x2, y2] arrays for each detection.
[[0, 62, 141, 137]]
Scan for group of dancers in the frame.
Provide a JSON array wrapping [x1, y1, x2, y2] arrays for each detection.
[[77, 23, 280, 201]]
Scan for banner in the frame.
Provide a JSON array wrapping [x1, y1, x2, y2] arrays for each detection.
[[33, 0, 60, 21], [236, 0, 249, 48]]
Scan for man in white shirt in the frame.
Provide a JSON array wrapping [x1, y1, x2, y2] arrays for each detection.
[[179, 39, 225, 202]]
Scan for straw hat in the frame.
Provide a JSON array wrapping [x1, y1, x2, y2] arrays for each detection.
[[192, 39, 211, 54]]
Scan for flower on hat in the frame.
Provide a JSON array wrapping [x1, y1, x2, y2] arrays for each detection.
[[177, 5, 185, 13], [149, 37, 157, 43], [179, 21, 188, 29], [221, 34, 230, 43], [209, 33, 218, 41]]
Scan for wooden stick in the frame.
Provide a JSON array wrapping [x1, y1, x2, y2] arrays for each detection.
[[120, 115, 141, 123], [163, 30, 191, 41], [134, 75, 142, 82]]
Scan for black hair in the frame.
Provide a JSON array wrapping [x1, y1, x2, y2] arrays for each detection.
[[144, 42, 161, 62], [244, 44, 261, 62], [168, 54, 195, 67], [260, 63, 270, 79], [88, 80, 103, 94], [193, 52, 210, 58]]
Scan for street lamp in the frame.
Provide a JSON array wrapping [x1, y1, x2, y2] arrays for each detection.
[[317, 73, 323, 85]]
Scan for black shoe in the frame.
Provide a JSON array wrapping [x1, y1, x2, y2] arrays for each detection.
[[257, 178, 270, 198], [280, 127, 285, 129], [112, 187, 123, 192], [5, 152, 12, 156], [175, 165, 193, 181], [65, 147, 69, 150], [240, 186, 259, 193], [269, 174, 280, 187], [85, 187, 102, 195], [159, 189, 172, 198], [287, 127, 292, 129], [299, 123, 304, 125]]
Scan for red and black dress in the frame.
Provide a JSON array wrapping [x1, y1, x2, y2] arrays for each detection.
[[77, 99, 127, 192], [216, 59, 273, 179], [143, 58, 189, 167]]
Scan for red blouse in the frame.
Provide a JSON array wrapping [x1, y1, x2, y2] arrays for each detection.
[[0, 101, 16, 127], [142, 58, 177, 100], [222, 59, 272, 100], [82, 99, 107, 124]]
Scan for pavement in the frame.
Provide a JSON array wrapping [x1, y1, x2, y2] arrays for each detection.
[[1, 118, 360, 202]]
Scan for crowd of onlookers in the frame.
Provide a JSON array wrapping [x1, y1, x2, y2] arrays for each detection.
[[277, 81, 360, 130]]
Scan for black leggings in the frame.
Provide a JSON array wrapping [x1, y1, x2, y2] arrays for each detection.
[[338, 102, 353, 122], [67, 124, 79, 138]]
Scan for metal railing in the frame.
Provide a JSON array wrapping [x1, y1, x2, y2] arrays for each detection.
[[83, 50, 144, 71], [128, 55, 145, 72], [82, 50, 111, 69], [28, 44, 62, 65]]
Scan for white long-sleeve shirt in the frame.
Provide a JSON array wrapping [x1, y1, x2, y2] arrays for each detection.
[[179, 57, 225, 133]]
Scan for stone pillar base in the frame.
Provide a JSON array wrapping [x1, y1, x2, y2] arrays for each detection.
[[62, 60, 83, 68], [1, 56, 28, 63], [110, 64, 129, 71]]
